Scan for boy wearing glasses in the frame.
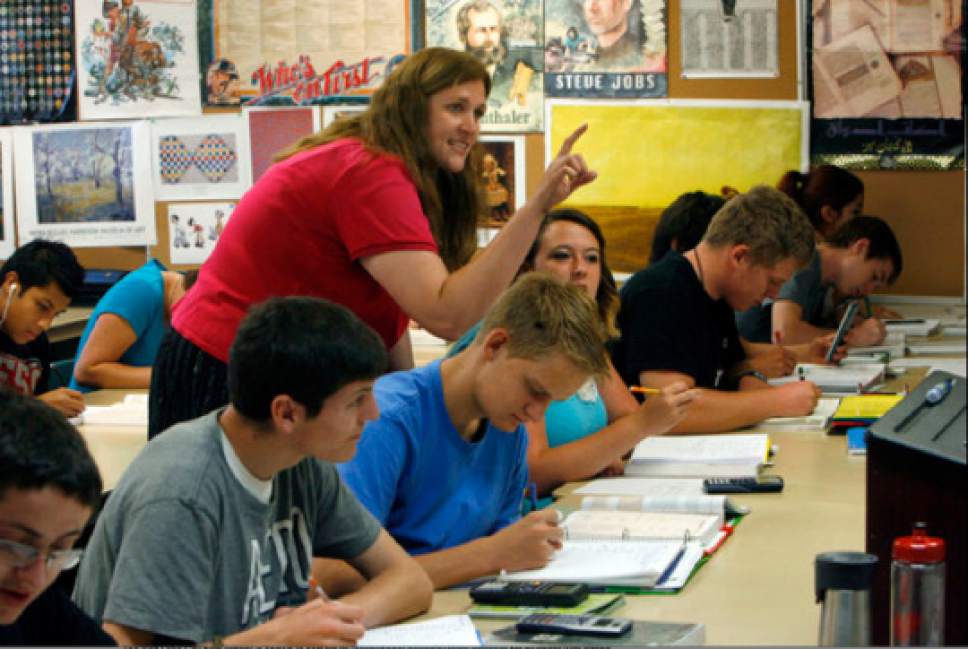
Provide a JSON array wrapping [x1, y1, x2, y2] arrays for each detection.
[[0, 389, 113, 645]]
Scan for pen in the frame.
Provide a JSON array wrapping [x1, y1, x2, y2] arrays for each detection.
[[528, 482, 539, 512], [308, 576, 330, 602], [629, 386, 661, 395]]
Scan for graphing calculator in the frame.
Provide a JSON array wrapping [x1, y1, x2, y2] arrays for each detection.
[[515, 614, 633, 637], [469, 580, 589, 607], [703, 476, 785, 494]]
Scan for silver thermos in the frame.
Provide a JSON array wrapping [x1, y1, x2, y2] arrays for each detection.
[[815, 551, 879, 646]]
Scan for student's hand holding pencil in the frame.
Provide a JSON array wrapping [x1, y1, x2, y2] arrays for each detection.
[[845, 316, 888, 347], [227, 596, 366, 646], [749, 334, 797, 378], [630, 381, 699, 434], [809, 332, 847, 364], [772, 381, 822, 416], [489, 508, 564, 573]]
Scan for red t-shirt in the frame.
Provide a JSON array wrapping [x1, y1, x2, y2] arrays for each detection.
[[173, 138, 438, 362]]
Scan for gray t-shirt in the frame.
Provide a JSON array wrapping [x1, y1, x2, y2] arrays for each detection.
[[73, 410, 381, 643], [735, 251, 832, 342]]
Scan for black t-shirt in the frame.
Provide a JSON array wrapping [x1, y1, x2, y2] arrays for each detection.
[[0, 586, 115, 646], [612, 251, 746, 389], [0, 329, 51, 396]]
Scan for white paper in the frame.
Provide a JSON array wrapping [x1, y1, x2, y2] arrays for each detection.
[[14, 122, 157, 248], [884, 319, 941, 336], [75, 0, 201, 120], [151, 114, 252, 200], [769, 363, 885, 394], [751, 397, 841, 432], [359, 614, 481, 647], [890, 357, 966, 378], [680, 0, 778, 78], [631, 434, 770, 465], [575, 477, 707, 497], [0, 130, 14, 259], [503, 539, 684, 586], [71, 394, 148, 428]]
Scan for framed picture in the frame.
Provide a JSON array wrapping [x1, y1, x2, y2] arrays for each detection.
[[245, 106, 322, 182], [167, 201, 235, 264], [321, 105, 368, 128], [75, 0, 201, 120], [0, 130, 14, 259], [478, 135, 526, 228], [680, 0, 779, 78], [14, 122, 156, 248], [151, 114, 252, 200]]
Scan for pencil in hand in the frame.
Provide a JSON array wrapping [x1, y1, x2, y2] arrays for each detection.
[[629, 385, 661, 395]]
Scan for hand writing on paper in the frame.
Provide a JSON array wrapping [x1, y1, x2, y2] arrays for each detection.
[[228, 598, 366, 647], [749, 345, 797, 378], [38, 387, 86, 417], [489, 509, 564, 573], [532, 124, 597, 213], [635, 381, 699, 434], [845, 317, 887, 347], [772, 381, 821, 416]]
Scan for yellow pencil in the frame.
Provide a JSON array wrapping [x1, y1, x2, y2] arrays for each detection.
[[629, 386, 661, 395]]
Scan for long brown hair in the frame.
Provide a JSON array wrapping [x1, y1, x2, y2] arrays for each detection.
[[276, 48, 492, 270]]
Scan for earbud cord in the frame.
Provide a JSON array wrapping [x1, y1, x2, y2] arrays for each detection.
[[0, 287, 14, 326]]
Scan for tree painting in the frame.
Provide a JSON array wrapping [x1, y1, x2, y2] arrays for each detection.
[[33, 128, 136, 224]]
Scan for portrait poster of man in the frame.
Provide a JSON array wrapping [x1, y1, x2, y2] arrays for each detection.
[[425, 0, 544, 132], [544, 0, 668, 97]]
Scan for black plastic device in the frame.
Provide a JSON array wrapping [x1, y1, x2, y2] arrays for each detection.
[[703, 475, 785, 493], [470, 580, 589, 607], [515, 614, 633, 637]]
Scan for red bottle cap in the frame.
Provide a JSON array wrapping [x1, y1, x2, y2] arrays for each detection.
[[893, 522, 946, 564]]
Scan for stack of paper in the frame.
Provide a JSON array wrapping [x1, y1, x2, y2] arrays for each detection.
[[572, 477, 749, 517], [846, 332, 906, 360], [769, 364, 885, 394], [885, 319, 941, 336], [359, 615, 481, 647], [748, 397, 841, 433], [831, 394, 905, 433], [71, 394, 148, 428], [625, 434, 770, 479]]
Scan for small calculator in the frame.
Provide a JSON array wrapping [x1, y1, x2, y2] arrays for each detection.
[[703, 476, 785, 493], [470, 580, 589, 607], [515, 613, 633, 637]]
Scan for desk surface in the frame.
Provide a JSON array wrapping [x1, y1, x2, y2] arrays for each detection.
[[75, 301, 964, 645]]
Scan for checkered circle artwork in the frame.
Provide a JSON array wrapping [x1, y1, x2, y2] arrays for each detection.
[[0, 1, 74, 124], [194, 134, 237, 182], [156, 133, 239, 185]]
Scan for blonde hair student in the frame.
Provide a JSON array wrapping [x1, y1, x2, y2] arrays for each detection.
[[148, 47, 597, 438]]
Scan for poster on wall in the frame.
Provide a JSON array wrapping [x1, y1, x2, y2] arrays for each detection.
[[478, 135, 526, 226], [151, 114, 251, 200], [246, 107, 322, 182], [13, 122, 156, 248], [680, 0, 778, 78], [547, 98, 806, 271], [544, 0, 667, 97], [75, 0, 202, 120], [425, 0, 544, 132], [810, 0, 966, 169], [0, 1, 75, 125], [167, 201, 234, 264], [0, 130, 14, 259], [199, 0, 415, 106]]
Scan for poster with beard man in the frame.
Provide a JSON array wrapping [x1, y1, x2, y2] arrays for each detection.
[[544, 0, 667, 97], [425, 0, 544, 132]]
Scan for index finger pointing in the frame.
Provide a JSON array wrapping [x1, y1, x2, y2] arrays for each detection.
[[556, 123, 588, 157]]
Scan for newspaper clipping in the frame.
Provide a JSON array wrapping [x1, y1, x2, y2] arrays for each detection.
[[544, 0, 668, 97], [681, 0, 778, 78], [425, 0, 544, 132]]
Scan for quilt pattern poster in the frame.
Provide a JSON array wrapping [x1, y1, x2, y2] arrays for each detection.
[[13, 122, 156, 248], [200, 0, 414, 106], [75, 0, 202, 120], [151, 114, 252, 200], [425, 0, 544, 132]]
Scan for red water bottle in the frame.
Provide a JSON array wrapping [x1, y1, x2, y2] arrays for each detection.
[[891, 522, 945, 646]]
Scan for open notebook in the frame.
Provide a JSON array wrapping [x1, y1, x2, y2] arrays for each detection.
[[625, 434, 770, 479], [572, 477, 749, 517], [746, 397, 841, 433]]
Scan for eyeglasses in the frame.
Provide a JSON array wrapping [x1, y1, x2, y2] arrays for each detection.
[[0, 537, 83, 572]]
